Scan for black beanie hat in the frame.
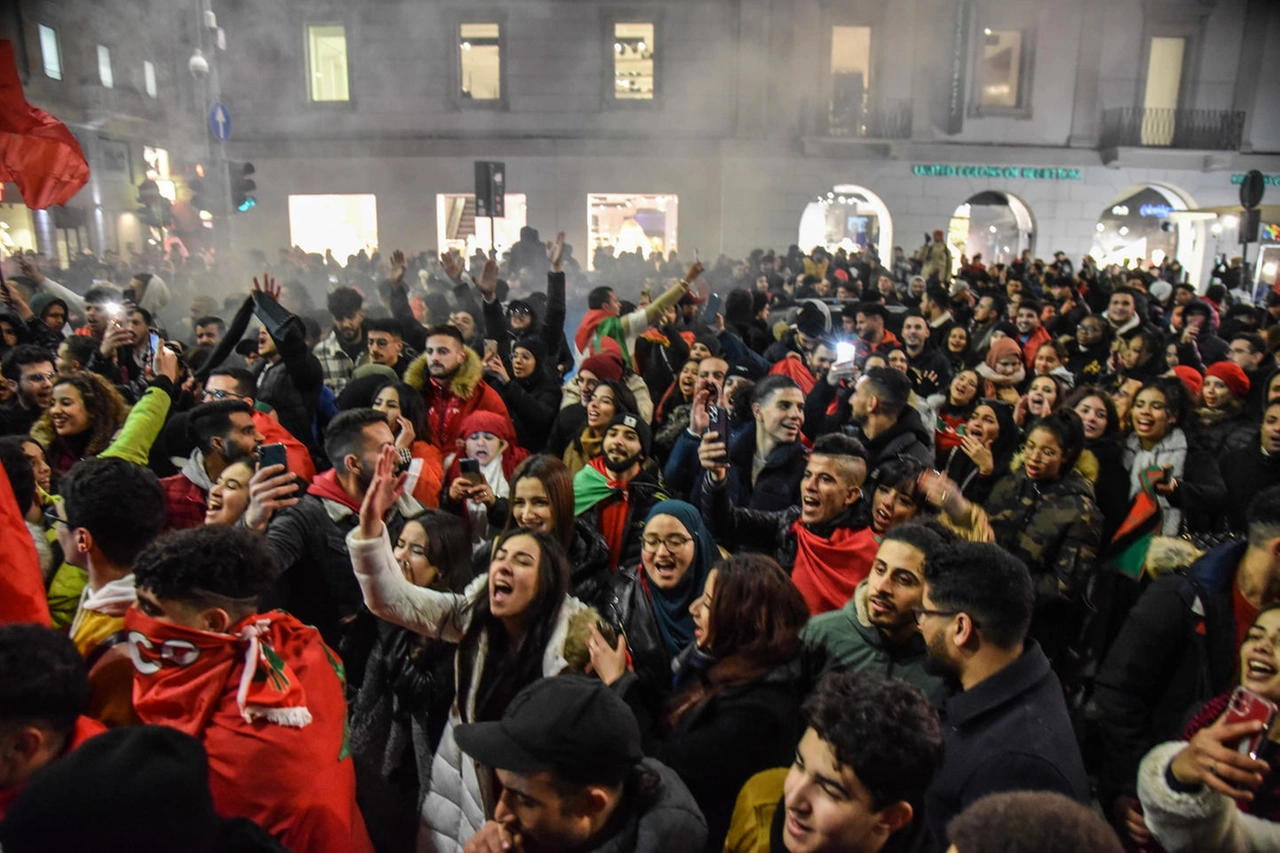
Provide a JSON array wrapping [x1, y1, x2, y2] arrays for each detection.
[[513, 335, 548, 365], [606, 411, 652, 459]]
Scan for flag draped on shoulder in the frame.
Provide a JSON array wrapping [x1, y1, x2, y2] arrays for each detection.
[[0, 462, 51, 625]]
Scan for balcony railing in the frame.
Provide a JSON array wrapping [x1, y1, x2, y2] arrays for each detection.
[[1100, 107, 1245, 150], [804, 97, 913, 140]]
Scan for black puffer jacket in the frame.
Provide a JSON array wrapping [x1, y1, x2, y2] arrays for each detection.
[[599, 563, 675, 701], [488, 368, 561, 453]]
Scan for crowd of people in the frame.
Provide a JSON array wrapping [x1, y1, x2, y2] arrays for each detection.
[[1, 227, 1278, 853]]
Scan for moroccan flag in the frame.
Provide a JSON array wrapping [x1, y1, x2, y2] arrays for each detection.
[[1107, 466, 1163, 580], [0, 461, 51, 625], [0, 39, 90, 209]]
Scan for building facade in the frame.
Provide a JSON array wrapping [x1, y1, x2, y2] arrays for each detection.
[[8, 0, 1280, 288]]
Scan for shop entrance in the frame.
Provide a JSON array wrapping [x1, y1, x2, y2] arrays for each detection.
[[947, 191, 1034, 273]]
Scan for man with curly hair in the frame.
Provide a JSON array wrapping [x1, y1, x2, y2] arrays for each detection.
[[126, 525, 373, 853], [724, 671, 943, 852]]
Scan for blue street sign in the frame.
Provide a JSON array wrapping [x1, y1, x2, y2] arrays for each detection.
[[209, 103, 232, 142]]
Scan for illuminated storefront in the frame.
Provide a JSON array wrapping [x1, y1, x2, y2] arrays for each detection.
[[288, 194, 379, 260], [797, 184, 893, 261], [435, 193, 528, 258], [587, 194, 678, 270]]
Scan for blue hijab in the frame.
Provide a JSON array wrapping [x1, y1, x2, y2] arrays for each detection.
[[641, 500, 720, 663]]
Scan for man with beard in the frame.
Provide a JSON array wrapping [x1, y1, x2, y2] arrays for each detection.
[[246, 408, 407, 652], [917, 541, 1088, 850], [1012, 300, 1051, 370], [800, 523, 946, 697], [314, 286, 370, 394], [0, 346, 56, 437], [847, 368, 933, 470], [573, 413, 668, 571], [159, 400, 264, 531], [850, 303, 900, 362], [404, 324, 512, 451], [968, 292, 1005, 361]]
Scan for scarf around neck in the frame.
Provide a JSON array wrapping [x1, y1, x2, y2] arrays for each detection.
[[1124, 428, 1189, 535]]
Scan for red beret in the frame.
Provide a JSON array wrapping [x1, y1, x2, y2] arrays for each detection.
[[1173, 366, 1203, 400], [1205, 361, 1250, 400]]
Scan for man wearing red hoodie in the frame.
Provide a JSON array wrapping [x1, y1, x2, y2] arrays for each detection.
[[405, 324, 513, 451], [0, 625, 105, 819]]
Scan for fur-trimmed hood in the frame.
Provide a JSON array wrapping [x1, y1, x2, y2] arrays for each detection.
[[404, 347, 485, 402], [1009, 447, 1099, 485]]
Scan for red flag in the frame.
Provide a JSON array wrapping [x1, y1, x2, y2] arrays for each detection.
[[0, 461, 51, 625], [0, 39, 90, 209]]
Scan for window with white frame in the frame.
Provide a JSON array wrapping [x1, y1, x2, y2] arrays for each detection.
[[97, 45, 113, 88], [39, 25, 61, 81], [307, 24, 349, 102], [144, 61, 157, 98]]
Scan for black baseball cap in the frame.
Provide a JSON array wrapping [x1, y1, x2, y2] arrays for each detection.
[[454, 676, 642, 776]]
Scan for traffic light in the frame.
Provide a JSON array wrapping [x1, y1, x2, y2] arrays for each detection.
[[230, 162, 256, 212]]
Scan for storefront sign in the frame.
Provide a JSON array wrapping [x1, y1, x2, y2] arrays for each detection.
[[912, 164, 1082, 180], [1232, 174, 1280, 186], [1139, 203, 1172, 219]]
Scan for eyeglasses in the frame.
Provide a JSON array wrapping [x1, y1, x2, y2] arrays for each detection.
[[23, 372, 56, 385], [641, 534, 693, 553], [202, 389, 250, 402], [1022, 443, 1059, 462], [911, 606, 960, 625]]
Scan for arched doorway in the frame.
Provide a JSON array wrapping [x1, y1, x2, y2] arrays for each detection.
[[1091, 184, 1200, 279], [797, 184, 893, 263], [947, 191, 1035, 273]]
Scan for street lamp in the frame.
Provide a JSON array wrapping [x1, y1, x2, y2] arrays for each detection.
[[188, 49, 209, 79]]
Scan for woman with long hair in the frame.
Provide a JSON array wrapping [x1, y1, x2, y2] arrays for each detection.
[[561, 378, 638, 477], [589, 552, 809, 850], [500, 453, 611, 600], [1066, 385, 1129, 542], [371, 379, 443, 509], [1122, 378, 1226, 537], [348, 446, 586, 852], [31, 356, 176, 477], [596, 501, 720, 698], [929, 369, 980, 464], [938, 398, 1019, 505], [943, 324, 979, 372], [348, 509, 475, 852], [1015, 373, 1068, 428]]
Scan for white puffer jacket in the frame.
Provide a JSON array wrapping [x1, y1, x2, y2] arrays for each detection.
[[347, 525, 587, 853]]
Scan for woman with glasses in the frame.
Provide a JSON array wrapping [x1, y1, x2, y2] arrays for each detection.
[[588, 552, 808, 849], [982, 410, 1104, 668], [592, 500, 720, 700]]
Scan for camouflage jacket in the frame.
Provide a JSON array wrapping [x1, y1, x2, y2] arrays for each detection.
[[983, 453, 1104, 603]]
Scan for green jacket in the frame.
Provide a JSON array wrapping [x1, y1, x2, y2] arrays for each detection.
[[100, 382, 173, 465], [800, 580, 943, 697]]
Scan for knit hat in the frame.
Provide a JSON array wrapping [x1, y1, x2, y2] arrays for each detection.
[[1173, 365, 1204, 400], [985, 337, 1024, 369], [1205, 360, 1250, 399], [512, 335, 547, 365], [458, 410, 515, 447], [795, 302, 828, 338], [605, 411, 651, 459], [1149, 281, 1172, 304], [693, 335, 722, 358], [579, 352, 623, 384], [933, 230, 945, 240]]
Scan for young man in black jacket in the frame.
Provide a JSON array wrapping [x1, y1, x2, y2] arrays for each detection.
[[918, 541, 1089, 851]]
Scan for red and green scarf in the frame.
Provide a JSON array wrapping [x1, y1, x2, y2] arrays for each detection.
[[1107, 465, 1164, 580]]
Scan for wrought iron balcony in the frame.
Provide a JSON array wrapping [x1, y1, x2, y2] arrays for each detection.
[[1100, 107, 1245, 151], [805, 97, 913, 140]]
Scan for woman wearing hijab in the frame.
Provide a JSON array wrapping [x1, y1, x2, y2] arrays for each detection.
[[482, 334, 561, 453], [937, 397, 1019, 506], [596, 500, 720, 701]]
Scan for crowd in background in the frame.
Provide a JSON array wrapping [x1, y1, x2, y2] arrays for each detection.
[[1, 225, 1279, 853]]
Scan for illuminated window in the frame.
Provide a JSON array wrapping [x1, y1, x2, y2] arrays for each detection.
[[613, 23, 654, 100], [830, 26, 871, 129], [587, 194, 677, 270], [39, 25, 61, 81], [307, 24, 349, 102], [976, 28, 1024, 109], [97, 45, 113, 89], [288, 194, 377, 260], [436, 193, 528, 259], [144, 60, 157, 98], [459, 23, 501, 100]]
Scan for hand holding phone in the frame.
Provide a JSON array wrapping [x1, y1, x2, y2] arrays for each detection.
[[1223, 686, 1278, 760], [459, 457, 486, 486]]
